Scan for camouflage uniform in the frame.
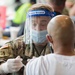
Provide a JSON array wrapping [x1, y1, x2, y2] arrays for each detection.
[[0, 35, 51, 75]]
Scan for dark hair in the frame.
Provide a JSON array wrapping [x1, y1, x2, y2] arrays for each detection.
[[30, 0, 36, 4], [50, 0, 66, 6]]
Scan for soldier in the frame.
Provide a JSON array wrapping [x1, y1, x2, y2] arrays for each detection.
[[0, 3, 55, 74]]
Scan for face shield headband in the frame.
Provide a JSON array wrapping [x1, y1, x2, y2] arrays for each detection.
[[27, 9, 56, 18]]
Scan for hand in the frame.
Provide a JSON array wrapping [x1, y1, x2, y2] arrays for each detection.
[[1, 56, 23, 73]]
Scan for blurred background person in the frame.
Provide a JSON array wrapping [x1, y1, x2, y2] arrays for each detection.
[[65, 0, 75, 16], [69, 4, 75, 16], [65, 0, 75, 10], [12, 0, 36, 27], [3, 0, 36, 38], [47, 0, 66, 15]]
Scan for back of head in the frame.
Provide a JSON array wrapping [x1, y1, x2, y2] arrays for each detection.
[[47, 0, 66, 13], [50, 0, 66, 6], [47, 15, 74, 46]]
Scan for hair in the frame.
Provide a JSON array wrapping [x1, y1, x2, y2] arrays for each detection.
[[29, 3, 53, 12], [50, 0, 66, 6]]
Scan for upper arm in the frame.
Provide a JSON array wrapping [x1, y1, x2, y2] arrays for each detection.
[[25, 56, 47, 75], [0, 35, 25, 61], [26, 59, 37, 75]]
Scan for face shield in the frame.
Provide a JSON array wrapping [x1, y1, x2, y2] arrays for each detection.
[[24, 9, 55, 49]]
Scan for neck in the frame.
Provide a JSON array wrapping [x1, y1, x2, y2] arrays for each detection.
[[34, 41, 47, 53], [53, 44, 75, 56], [35, 43, 47, 51]]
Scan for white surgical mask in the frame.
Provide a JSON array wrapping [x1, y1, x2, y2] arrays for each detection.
[[31, 29, 47, 43]]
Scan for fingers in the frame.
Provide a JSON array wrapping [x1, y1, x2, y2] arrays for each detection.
[[7, 56, 23, 64], [16, 56, 23, 61]]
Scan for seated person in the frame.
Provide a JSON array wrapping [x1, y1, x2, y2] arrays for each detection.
[[25, 15, 75, 75]]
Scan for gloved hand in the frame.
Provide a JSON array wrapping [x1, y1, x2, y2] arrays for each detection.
[[1, 56, 23, 73]]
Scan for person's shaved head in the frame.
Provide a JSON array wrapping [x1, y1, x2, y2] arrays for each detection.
[[47, 15, 75, 55], [47, 15, 74, 46]]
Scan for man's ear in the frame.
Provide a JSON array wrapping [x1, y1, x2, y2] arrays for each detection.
[[46, 34, 53, 43]]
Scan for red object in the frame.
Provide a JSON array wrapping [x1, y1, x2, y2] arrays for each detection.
[[0, 6, 6, 29]]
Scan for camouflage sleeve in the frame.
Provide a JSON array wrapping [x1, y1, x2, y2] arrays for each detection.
[[0, 35, 26, 63]]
